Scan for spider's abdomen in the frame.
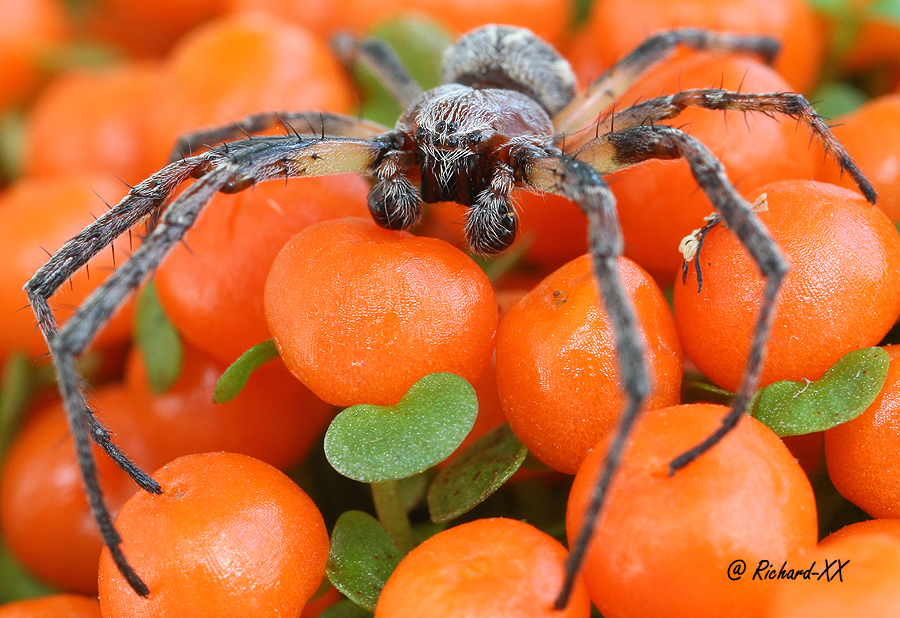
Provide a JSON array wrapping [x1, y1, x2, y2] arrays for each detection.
[[442, 24, 576, 116]]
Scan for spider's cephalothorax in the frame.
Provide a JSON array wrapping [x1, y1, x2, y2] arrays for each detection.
[[25, 22, 876, 604], [371, 25, 573, 253]]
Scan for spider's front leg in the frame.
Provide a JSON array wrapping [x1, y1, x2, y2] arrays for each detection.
[[170, 111, 389, 160], [553, 29, 780, 139], [521, 150, 652, 608], [24, 133, 390, 595]]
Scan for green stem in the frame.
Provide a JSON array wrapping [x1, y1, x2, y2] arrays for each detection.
[[371, 480, 417, 554]]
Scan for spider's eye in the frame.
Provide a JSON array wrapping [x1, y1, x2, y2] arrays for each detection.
[[447, 121, 459, 133], [467, 131, 482, 145], [436, 120, 446, 133], [415, 126, 426, 141]]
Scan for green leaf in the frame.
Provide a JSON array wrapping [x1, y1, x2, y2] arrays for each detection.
[[0, 353, 37, 459], [870, 0, 900, 23], [811, 81, 869, 119], [324, 373, 478, 482], [428, 423, 527, 523], [326, 511, 403, 612], [212, 339, 280, 403], [319, 600, 374, 618], [0, 539, 56, 604], [750, 347, 889, 436], [134, 280, 182, 393]]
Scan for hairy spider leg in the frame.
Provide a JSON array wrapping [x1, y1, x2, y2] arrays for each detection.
[[553, 28, 780, 139], [333, 32, 425, 108], [23, 134, 388, 594], [168, 32, 421, 159], [523, 151, 651, 608], [170, 112, 389, 161], [592, 88, 877, 201], [542, 123, 792, 608]]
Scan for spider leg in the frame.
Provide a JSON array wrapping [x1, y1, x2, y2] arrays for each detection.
[[553, 29, 779, 137], [538, 124, 789, 606], [170, 112, 389, 161], [577, 124, 789, 460], [332, 32, 425, 109], [25, 133, 389, 595], [522, 151, 651, 609], [587, 88, 877, 202]]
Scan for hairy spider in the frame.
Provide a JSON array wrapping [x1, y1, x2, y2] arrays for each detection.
[[25, 23, 874, 605]]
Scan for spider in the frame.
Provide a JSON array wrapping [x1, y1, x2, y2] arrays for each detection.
[[24, 23, 874, 607]]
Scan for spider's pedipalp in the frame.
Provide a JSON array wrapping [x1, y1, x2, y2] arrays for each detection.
[[466, 162, 518, 254], [523, 152, 651, 609], [368, 150, 422, 230]]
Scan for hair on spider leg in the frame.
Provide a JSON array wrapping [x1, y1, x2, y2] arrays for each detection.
[[23, 22, 876, 603]]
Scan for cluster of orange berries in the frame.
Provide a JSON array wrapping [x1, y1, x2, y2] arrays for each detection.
[[2, 0, 900, 616]]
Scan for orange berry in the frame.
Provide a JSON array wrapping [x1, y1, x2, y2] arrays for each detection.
[[0, 175, 135, 361], [0, 0, 67, 111], [264, 217, 497, 407], [824, 345, 900, 518], [497, 254, 682, 474], [568, 0, 824, 93], [84, 0, 226, 58], [23, 64, 168, 185], [567, 403, 818, 618], [0, 388, 154, 594], [223, 0, 572, 47], [98, 452, 329, 618], [820, 518, 900, 547], [124, 341, 335, 472], [155, 176, 369, 364], [674, 180, 900, 393], [768, 527, 900, 618], [147, 12, 354, 164], [0, 594, 100, 618], [817, 94, 900, 223], [374, 518, 591, 618], [599, 52, 819, 283]]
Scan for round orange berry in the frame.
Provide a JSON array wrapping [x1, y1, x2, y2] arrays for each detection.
[[0, 594, 100, 618], [264, 217, 497, 407], [497, 254, 682, 474], [674, 180, 900, 393], [567, 403, 818, 618], [155, 176, 369, 364], [98, 452, 329, 618], [824, 345, 900, 518], [375, 518, 591, 618]]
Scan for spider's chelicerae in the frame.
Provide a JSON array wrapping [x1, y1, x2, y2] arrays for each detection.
[[25, 23, 874, 606]]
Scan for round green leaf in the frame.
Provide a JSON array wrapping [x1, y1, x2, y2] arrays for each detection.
[[212, 339, 279, 403], [326, 511, 403, 612], [750, 347, 889, 436], [324, 372, 478, 482], [428, 423, 527, 523]]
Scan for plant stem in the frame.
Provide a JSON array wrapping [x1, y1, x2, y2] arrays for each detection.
[[371, 479, 417, 553]]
